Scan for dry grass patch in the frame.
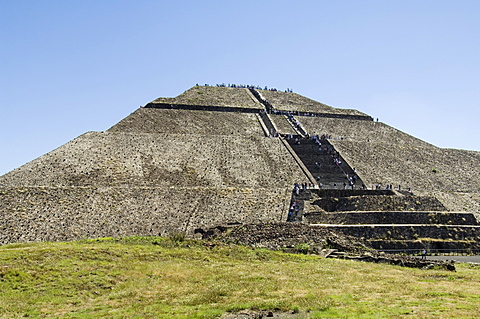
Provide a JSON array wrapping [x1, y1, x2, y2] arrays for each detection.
[[1, 237, 479, 318]]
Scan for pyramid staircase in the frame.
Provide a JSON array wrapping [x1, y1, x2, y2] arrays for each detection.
[[286, 136, 363, 189]]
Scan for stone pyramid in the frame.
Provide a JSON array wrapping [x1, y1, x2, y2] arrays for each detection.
[[1, 85, 479, 250]]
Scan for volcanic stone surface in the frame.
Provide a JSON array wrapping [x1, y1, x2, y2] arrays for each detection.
[[150, 86, 260, 109], [108, 108, 265, 135], [0, 132, 305, 188], [0, 186, 290, 245], [260, 90, 368, 116], [1, 85, 479, 247]]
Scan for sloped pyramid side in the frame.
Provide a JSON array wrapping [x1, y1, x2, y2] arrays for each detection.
[[0, 100, 312, 245], [107, 108, 265, 135], [269, 110, 480, 251], [1, 86, 479, 247], [0, 131, 305, 188], [259, 89, 369, 116], [149, 86, 260, 109]]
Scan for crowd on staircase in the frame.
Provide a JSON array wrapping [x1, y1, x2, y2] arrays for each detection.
[[287, 183, 313, 222]]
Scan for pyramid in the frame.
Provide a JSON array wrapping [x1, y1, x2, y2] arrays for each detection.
[[1, 85, 479, 249]]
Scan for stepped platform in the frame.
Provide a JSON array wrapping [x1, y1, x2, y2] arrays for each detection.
[[368, 239, 480, 252], [330, 140, 480, 212], [304, 211, 480, 225], [311, 224, 480, 244], [297, 187, 480, 252], [294, 116, 480, 212], [304, 218, 480, 253], [309, 194, 446, 212], [309, 189, 395, 197]]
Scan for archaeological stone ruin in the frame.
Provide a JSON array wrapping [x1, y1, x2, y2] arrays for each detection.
[[1, 85, 479, 255]]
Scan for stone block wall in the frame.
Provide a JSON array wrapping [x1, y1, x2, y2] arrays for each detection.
[[310, 195, 446, 212], [0, 132, 308, 189], [329, 225, 480, 242], [0, 186, 291, 245], [305, 211, 479, 225], [108, 109, 265, 136]]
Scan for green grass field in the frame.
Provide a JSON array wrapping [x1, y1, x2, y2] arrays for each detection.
[[1, 236, 479, 318]]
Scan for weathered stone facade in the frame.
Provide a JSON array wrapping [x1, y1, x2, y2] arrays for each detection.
[[0, 85, 479, 251]]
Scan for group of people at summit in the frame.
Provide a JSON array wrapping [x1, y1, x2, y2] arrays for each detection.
[[196, 83, 294, 93]]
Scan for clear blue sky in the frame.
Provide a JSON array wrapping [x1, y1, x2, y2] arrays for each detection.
[[1, 0, 479, 176]]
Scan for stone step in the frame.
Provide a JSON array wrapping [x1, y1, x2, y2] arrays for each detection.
[[319, 248, 337, 257], [367, 239, 480, 252], [304, 211, 480, 225], [307, 194, 446, 212], [310, 224, 480, 241], [319, 249, 348, 258]]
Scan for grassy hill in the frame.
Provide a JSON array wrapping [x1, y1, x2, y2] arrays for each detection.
[[1, 237, 479, 318]]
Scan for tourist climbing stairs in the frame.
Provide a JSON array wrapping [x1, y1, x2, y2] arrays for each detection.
[[286, 136, 363, 189], [285, 115, 308, 137], [248, 87, 272, 112], [258, 111, 277, 137]]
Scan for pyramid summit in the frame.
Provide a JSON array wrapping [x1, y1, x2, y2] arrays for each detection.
[[1, 85, 479, 252]]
